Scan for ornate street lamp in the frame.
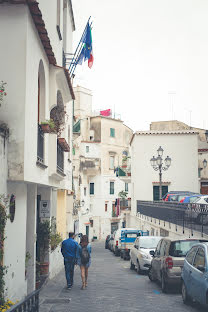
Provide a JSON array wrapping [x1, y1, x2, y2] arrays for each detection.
[[150, 146, 172, 200]]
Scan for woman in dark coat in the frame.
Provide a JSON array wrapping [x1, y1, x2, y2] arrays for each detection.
[[77, 235, 91, 289]]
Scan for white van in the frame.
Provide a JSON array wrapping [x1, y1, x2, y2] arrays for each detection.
[[113, 228, 138, 256]]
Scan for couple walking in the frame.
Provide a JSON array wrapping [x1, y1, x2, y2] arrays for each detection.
[[61, 232, 91, 290]]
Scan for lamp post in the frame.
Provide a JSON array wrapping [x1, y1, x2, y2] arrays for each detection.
[[150, 146, 171, 200]]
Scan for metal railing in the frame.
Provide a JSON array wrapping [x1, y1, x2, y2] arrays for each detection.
[[137, 200, 208, 236], [57, 141, 64, 174], [37, 124, 44, 163], [7, 290, 39, 312]]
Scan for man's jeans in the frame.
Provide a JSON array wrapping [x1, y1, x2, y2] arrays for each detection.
[[64, 257, 75, 287]]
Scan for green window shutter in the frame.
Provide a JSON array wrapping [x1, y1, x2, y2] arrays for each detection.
[[110, 128, 115, 137], [72, 147, 75, 155], [118, 167, 126, 176], [73, 120, 80, 133], [110, 182, 114, 195]]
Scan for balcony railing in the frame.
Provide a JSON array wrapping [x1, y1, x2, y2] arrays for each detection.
[[137, 200, 208, 236], [57, 141, 64, 174], [7, 290, 39, 312], [37, 124, 44, 164], [120, 198, 131, 210]]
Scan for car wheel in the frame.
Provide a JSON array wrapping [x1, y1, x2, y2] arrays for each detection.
[[130, 260, 135, 270], [136, 261, 141, 274], [148, 267, 156, 282], [120, 252, 123, 259], [181, 281, 191, 304], [115, 249, 119, 257], [161, 273, 168, 293]]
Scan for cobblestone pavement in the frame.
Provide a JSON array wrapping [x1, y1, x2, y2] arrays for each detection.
[[39, 242, 206, 312]]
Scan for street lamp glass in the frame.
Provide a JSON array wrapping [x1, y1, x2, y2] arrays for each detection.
[[156, 156, 162, 166], [203, 159, 207, 169], [157, 146, 164, 157], [165, 156, 171, 167], [150, 156, 156, 167]]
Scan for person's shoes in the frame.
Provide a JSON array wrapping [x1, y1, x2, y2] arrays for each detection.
[[85, 281, 87, 288], [81, 284, 85, 290], [67, 285, 72, 290]]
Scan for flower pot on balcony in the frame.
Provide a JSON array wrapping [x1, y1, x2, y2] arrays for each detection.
[[58, 138, 70, 152], [121, 165, 127, 168], [127, 172, 131, 176], [41, 124, 50, 133], [40, 262, 49, 275]]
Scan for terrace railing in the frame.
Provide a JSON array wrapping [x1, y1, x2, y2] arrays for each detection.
[[137, 200, 208, 236]]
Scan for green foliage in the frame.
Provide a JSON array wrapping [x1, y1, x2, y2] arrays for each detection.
[[0, 81, 7, 107], [41, 119, 55, 129], [36, 220, 51, 262], [118, 190, 128, 199], [50, 217, 62, 252]]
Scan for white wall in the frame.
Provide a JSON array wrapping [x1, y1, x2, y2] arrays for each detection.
[[131, 132, 199, 216], [4, 182, 28, 301]]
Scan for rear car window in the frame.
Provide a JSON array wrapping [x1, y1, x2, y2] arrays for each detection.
[[139, 237, 161, 249], [169, 240, 202, 257], [125, 233, 138, 238]]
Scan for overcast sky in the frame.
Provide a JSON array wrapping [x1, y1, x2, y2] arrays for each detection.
[[71, 0, 208, 131]]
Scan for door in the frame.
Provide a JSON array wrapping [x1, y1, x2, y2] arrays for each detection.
[[153, 186, 168, 201], [190, 247, 206, 303], [131, 238, 139, 265], [184, 246, 198, 296], [86, 225, 89, 238]]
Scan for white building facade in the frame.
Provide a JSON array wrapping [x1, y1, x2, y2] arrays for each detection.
[[72, 87, 133, 240], [0, 0, 75, 302], [130, 130, 199, 224]]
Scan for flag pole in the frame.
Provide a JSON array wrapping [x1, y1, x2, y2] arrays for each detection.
[[71, 22, 93, 77], [69, 17, 91, 74]]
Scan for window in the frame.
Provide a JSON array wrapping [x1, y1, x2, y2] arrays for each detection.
[[153, 186, 168, 201], [169, 240, 201, 257], [86, 146, 89, 153], [110, 182, 114, 195], [154, 240, 162, 257], [84, 187, 86, 196], [109, 156, 115, 169], [90, 183, 94, 195], [105, 203, 108, 212], [186, 247, 198, 265], [125, 183, 128, 192], [110, 128, 115, 137], [193, 248, 205, 269]]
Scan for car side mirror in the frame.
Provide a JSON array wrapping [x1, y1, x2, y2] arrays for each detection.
[[150, 250, 155, 257], [197, 265, 205, 273]]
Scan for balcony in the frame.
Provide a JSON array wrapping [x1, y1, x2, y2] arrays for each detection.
[[120, 198, 131, 212], [80, 158, 101, 175], [115, 166, 131, 182]]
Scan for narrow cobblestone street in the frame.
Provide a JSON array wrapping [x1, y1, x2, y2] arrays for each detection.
[[39, 242, 206, 312]]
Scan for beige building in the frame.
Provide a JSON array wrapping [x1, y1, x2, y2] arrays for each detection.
[[72, 86, 133, 240], [150, 120, 208, 194]]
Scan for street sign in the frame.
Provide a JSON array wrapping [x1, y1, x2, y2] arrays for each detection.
[[40, 200, 50, 218]]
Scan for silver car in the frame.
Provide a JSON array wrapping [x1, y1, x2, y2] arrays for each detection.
[[130, 236, 162, 273]]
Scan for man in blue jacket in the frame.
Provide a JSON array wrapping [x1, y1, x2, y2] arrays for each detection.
[[61, 232, 78, 289]]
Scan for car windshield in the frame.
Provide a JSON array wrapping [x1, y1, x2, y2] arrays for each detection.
[[139, 237, 161, 249], [169, 240, 201, 257]]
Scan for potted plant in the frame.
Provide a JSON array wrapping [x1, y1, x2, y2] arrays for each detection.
[[40, 119, 56, 133], [36, 220, 51, 275]]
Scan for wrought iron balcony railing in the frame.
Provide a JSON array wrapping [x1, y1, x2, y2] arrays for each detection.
[[57, 141, 64, 174], [37, 124, 44, 164]]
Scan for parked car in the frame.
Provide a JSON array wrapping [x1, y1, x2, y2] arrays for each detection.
[[179, 194, 202, 203], [108, 232, 116, 251], [112, 228, 138, 256], [148, 238, 208, 293], [120, 229, 149, 260], [105, 235, 112, 249], [181, 242, 208, 307], [192, 195, 208, 204], [163, 191, 196, 201], [130, 236, 162, 273]]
